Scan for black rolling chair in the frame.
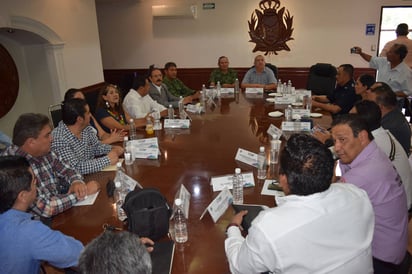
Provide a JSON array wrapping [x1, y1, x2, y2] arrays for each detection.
[[306, 63, 337, 96], [48, 103, 62, 128]]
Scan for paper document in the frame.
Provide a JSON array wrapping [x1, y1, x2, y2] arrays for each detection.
[[261, 179, 285, 197], [74, 191, 100, 206], [210, 172, 255, 192]]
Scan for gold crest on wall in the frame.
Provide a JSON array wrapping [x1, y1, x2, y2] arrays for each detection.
[[248, 0, 294, 55]]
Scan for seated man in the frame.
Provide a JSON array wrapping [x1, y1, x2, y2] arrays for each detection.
[[163, 62, 199, 98], [0, 156, 83, 273], [148, 66, 194, 108], [123, 75, 168, 119], [241, 55, 277, 90], [51, 98, 123, 175], [312, 64, 359, 115], [354, 44, 412, 96], [331, 114, 408, 273], [79, 230, 152, 274], [354, 74, 375, 100], [368, 82, 411, 156], [209, 56, 238, 88], [225, 134, 374, 274], [2, 113, 100, 218], [351, 100, 412, 209]]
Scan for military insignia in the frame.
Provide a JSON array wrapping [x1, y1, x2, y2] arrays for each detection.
[[248, 0, 294, 55]]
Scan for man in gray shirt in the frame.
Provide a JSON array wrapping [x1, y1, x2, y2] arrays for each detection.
[[241, 55, 277, 90]]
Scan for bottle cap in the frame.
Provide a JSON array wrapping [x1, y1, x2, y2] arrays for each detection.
[[115, 181, 121, 188], [116, 162, 122, 168], [259, 146, 265, 152], [175, 198, 182, 206], [123, 136, 128, 141], [169, 104, 172, 108], [129, 118, 134, 123], [235, 168, 241, 174]]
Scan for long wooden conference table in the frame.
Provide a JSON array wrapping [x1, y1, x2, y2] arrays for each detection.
[[51, 91, 332, 274]]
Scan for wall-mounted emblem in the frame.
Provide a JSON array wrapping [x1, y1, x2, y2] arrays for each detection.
[[248, 0, 294, 55]]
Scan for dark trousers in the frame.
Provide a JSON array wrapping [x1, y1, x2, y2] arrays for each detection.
[[373, 257, 402, 274]]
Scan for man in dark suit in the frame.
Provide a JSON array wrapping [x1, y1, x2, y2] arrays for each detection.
[[148, 67, 194, 108]]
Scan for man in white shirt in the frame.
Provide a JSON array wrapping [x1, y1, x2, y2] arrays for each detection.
[[380, 23, 412, 68], [123, 75, 168, 119], [225, 134, 374, 274]]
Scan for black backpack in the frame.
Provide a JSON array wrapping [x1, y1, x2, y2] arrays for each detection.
[[122, 188, 172, 241]]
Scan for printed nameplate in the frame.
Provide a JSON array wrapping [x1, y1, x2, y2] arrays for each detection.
[[281, 121, 311, 131], [267, 124, 282, 139], [164, 119, 190, 129], [235, 148, 258, 167], [292, 109, 310, 117], [210, 172, 255, 192], [245, 87, 264, 94], [199, 188, 232, 223]]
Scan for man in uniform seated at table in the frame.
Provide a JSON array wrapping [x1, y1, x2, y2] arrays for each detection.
[[123, 75, 169, 119], [0, 156, 84, 273], [2, 113, 100, 218], [241, 55, 277, 90], [225, 134, 374, 274], [163, 61, 200, 98], [51, 98, 123, 175], [148, 66, 195, 108], [312, 64, 358, 116], [331, 114, 408, 274], [209, 56, 238, 88]]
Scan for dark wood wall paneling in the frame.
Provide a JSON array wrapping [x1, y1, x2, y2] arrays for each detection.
[[103, 67, 377, 91]]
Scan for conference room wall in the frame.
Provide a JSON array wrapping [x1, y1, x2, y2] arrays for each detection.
[[96, 0, 407, 69], [0, 0, 104, 136]]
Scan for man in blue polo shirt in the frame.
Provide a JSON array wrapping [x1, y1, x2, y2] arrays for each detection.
[[0, 156, 83, 273], [241, 55, 277, 91], [312, 64, 359, 116]]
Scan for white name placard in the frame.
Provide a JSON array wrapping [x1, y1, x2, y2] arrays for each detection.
[[164, 119, 190, 129], [130, 138, 160, 159], [245, 87, 264, 94], [199, 188, 232, 223], [292, 109, 310, 117], [235, 148, 258, 167], [220, 88, 234, 94], [274, 96, 294, 104], [281, 121, 311, 131], [267, 124, 282, 139], [210, 172, 255, 192]]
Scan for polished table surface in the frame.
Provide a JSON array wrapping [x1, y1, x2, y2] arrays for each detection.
[[52, 92, 332, 274]]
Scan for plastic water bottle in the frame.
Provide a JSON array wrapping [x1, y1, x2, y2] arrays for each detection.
[[129, 118, 137, 140], [178, 96, 184, 117], [114, 181, 127, 221], [216, 81, 221, 98], [174, 198, 188, 243], [257, 146, 267, 180], [168, 104, 174, 119], [123, 136, 133, 165], [285, 104, 293, 121], [232, 168, 244, 204], [234, 78, 240, 93], [145, 117, 154, 135], [287, 80, 292, 94]]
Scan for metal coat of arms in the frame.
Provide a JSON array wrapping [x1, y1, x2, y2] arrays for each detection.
[[248, 0, 294, 55]]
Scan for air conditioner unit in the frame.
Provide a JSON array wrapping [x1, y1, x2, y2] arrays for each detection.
[[152, 5, 197, 19]]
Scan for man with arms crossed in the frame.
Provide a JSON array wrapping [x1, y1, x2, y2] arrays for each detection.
[[52, 98, 123, 175], [2, 113, 100, 218], [225, 134, 374, 274], [331, 114, 408, 274], [0, 156, 83, 273], [209, 56, 238, 88], [163, 62, 200, 98], [241, 55, 277, 90]]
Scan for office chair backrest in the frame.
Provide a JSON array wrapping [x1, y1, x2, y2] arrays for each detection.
[[48, 103, 62, 128], [306, 63, 337, 96]]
